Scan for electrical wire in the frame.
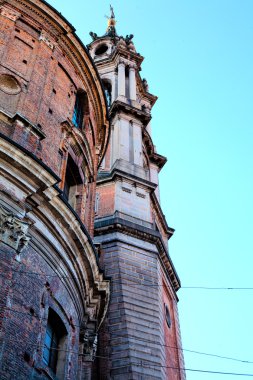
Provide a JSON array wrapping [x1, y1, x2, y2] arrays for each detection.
[[0, 266, 252, 290], [133, 362, 253, 377], [181, 286, 253, 290], [2, 306, 253, 365], [2, 336, 253, 378], [1, 249, 253, 373]]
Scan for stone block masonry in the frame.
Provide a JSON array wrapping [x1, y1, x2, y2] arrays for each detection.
[[95, 232, 181, 379]]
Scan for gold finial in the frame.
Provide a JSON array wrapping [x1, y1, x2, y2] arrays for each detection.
[[106, 5, 117, 32]]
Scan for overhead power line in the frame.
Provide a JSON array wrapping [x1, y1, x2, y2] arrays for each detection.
[[181, 286, 253, 290], [2, 306, 253, 365], [0, 266, 252, 291], [135, 362, 253, 377], [0, 336, 253, 377]]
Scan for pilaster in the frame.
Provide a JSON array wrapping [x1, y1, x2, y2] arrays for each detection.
[[117, 60, 126, 97]]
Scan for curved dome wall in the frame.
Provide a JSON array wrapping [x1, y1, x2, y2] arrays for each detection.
[[0, 1, 110, 379]]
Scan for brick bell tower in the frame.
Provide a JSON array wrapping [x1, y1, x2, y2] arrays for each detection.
[[88, 7, 185, 379]]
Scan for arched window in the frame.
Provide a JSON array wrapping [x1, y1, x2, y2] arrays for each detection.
[[63, 155, 84, 210], [164, 304, 172, 328], [102, 80, 112, 107], [72, 90, 88, 129], [43, 308, 67, 377]]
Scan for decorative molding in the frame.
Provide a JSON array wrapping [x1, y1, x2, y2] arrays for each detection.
[[94, 215, 180, 292], [0, 7, 20, 22], [82, 330, 98, 361], [39, 32, 54, 50], [0, 206, 30, 259], [13, 113, 46, 140], [129, 63, 137, 70], [0, 74, 21, 95], [118, 57, 127, 65]]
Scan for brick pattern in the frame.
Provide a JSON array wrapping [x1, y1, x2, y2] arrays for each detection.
[[96, 183, 115, 218], [0, 242, 80, 380], [173, 300, 186, 380], [0, 6, 106, 234], [161, 266, 184, 380]]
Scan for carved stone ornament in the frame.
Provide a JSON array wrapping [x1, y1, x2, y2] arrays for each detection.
[[142, 78, 149, 92], [39, 33, 54, 50], [0, 74, 21, 95], [0, 206, 31, 258], [82, 330, 98, 361], [86, 306, 96, 319], [89, 31, 98, 41], [0, 7, 20, 22], [125, 34, 134, 45]]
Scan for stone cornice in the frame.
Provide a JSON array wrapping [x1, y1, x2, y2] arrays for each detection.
[[0, 134, 110, 323], [143, 128, 167, 170], [97, 167, 157, 191], [94, 214, 181, 294], [136, 72, 158, 106], [151, 191, 174, 238], [110, 100, 151, 126], [88, 37, 144, 67]]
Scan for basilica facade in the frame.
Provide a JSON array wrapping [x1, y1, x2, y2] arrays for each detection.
[[0, 1, 184, 379]]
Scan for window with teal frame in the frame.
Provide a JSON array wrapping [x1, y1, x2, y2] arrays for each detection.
[[72, 91, 87, 128], [43, 308, 67, 376]]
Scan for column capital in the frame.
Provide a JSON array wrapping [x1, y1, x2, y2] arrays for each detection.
[[118, 58, 126, 65], [129, 63, 137, 70]]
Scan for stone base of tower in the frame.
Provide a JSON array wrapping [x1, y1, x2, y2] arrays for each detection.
[[94, 224, 185, 380]]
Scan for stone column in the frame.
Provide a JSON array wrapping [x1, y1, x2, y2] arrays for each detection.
[[111, 72, 116, 102], [118, 60, 125, 97], [129, 65, 137, 101]]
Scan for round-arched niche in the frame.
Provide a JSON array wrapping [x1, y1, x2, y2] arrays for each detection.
[[95, 44, 108, 56], [0, 74, 21, 95]]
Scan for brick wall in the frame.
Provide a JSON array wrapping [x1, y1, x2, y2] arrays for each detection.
[[0, 242, 80, 380], [0, 3, 107, 234]]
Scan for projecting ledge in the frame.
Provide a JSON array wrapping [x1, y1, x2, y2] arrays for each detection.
[[94, 214, 181, 292]]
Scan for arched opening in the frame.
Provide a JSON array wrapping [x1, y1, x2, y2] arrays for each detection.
[[72, 90, 88, 129], [63, 155, 84, 210], [95, 44, 108, 56], [102, 79, 112, 107], [43, 308, 68, 378], [164, 304, 172, 328], [125, 66, 130, 99]]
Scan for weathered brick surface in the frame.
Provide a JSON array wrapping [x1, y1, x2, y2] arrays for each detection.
[[0, 242, 79, 380], [96, 183, 115, 218], [0, 2, 110, 380], [0, 3, 108, 233]]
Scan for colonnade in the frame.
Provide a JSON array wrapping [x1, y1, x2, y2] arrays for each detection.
[[118, 60, 137, 101]]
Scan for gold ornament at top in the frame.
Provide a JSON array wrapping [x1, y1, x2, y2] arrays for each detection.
[[106, 5, 116, 31]]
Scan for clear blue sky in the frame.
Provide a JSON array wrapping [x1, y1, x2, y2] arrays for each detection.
[[48, 1, 253, 378]]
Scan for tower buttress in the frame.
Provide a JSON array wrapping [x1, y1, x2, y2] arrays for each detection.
[[89, 7, 185, 379]]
